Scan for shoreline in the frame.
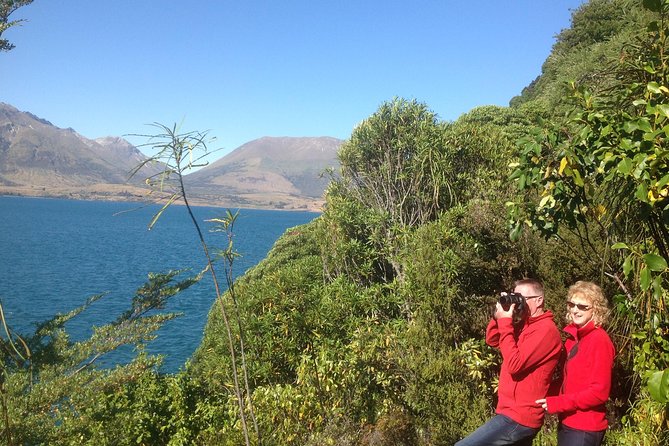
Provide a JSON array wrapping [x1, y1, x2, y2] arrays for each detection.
[[0, 186, 325, 213]]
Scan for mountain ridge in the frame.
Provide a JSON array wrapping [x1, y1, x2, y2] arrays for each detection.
[[186, 135, 342, 207], [0, 103, 341, 211]]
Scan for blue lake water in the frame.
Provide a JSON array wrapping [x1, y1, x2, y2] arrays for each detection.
[[0, 196, 319, 373]]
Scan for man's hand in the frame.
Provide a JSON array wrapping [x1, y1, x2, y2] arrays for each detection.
[[494, 302, 515, 320]]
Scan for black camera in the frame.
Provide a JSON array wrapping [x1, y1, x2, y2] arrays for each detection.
[[498, 292, 525, 311], [498, 292, 528, 325]]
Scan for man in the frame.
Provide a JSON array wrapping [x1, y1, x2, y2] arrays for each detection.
[[456, 278, 562, 446]]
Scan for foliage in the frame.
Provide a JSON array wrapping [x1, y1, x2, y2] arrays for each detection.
[[186, 187, 584, 444], [444, 105, 538, 204], [189, 221, 410, 444], [606, 389, 668, 445], [133, 123, 260, 445], [7, 0, 669, 443], [182, 94, 585, 444], [337, 98, 450, 229], [553, 0, 635, 51], [510, 0, 669, 436], [0, 0, 32, 52], [393, 203, 576, 444], [317, 183, 391, 285], [511, 0, 650, 111], [329, 98, 452, 282], [0, 271, 199, 445], [112, 1, 669, 443], [323, 99, 528, 288]]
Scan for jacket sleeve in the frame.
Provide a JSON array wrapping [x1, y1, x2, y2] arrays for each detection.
[[485, 319, 500, 348], [545, 332, 614, 414], [497, 318, 561, 377]]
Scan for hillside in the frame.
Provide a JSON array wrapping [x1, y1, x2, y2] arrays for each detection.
[[0, 102, 161, 201], [509, 0, 650, 111], [0, 103, 341, 210], [185, 136, 342, 210]]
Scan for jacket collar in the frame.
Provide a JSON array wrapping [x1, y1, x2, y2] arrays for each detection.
[[564, 319, 597, 341], [527, 310, 554, 324]]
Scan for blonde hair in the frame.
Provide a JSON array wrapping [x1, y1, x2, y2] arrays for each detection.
[[566, 281, 610, 326]]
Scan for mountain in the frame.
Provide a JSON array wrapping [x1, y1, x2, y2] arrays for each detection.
[[185, 136, 342, 210], [0, 103, 342, 210], [0, 102, 162, 201]]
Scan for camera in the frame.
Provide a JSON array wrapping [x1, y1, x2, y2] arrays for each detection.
[[498, 292, 525, 311], [498, 292, 528, 325]]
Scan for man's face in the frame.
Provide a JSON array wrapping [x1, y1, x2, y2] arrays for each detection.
[[514, 284, 543, 317]]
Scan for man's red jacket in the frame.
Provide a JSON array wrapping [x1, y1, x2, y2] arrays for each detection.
[[544, 321, 615, 431], [486, 311, 562, 428]]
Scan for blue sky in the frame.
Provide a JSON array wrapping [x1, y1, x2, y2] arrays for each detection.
[[2, 1, 585, 162]]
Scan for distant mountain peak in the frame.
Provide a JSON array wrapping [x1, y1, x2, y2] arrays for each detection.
[[0, 103, 341, 211], [0, 102, 160, 190], [185, 135, 342, 208]]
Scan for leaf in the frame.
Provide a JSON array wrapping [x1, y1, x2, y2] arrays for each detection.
[[539, 195, 554, 208], [600, 124, 612, 137], [623, 255, 633, 278], [643, 253, 667, 271], [623, 120, 639, 133], [531, 141, 542, 156], [657, 104, 669, 118], [652, 276, 663, 300], [559, 157, 569, 175], [509, 221, 522, 241], [632, 331, 647, 340], [572, 169, 584, 187], [632, 155, 648, 179], [647, 82, 662, 94], [657, 173, 669, 188], [611, 242, 629, 250], [637, 118, 653, 132], [636, 183, 649, 202], [509, 168, 523, 181], [148, 194, 179, 230], [518, 174, 527, 190], [647, 369, 669, 403], [618, 158, 633, 175], [640, 266, 651, 291]]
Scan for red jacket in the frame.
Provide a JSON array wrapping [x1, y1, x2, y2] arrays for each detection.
[[486, 311, 562, 428], [545, 321, 615, 431]]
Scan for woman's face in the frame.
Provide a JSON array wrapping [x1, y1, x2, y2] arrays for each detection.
[[567, 296, 594, 327]]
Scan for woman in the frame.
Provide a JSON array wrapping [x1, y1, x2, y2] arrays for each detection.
[[536, 281, 615, 446]]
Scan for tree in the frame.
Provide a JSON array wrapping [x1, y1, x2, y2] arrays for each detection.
[[337, 98, 449, 231], [553, 0, 633, 52], [327, 98, 451, 283], [0, 0, 33, 52]]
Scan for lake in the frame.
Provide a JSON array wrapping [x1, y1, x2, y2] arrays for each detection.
[[0, 196, 319, 373]]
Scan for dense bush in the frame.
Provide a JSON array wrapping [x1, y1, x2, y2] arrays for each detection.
[[3, 1, 668, 444]]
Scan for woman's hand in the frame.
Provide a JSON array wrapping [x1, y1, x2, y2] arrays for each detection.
[[535, 398, 548, 410]]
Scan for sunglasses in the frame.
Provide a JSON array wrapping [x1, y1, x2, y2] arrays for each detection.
[[567, 301, 592, 311]]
